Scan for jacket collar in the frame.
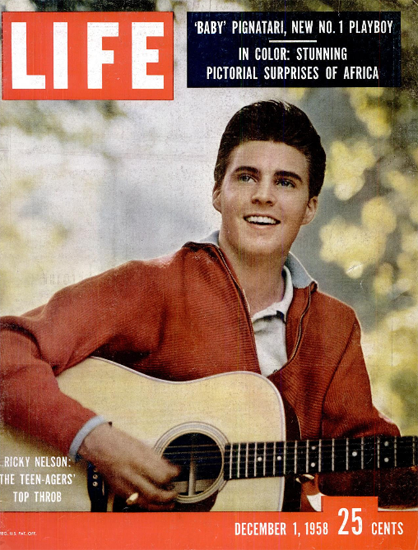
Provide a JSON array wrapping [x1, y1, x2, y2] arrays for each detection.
[[199, 231, 315, 290]]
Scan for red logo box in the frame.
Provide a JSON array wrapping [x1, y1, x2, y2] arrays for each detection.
[[2, 11, 173, 100]]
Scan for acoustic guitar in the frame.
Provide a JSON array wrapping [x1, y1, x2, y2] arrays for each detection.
[[0, 358, 416, 512]]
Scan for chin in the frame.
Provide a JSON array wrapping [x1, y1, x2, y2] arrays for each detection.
[[239, 241, 288, 261]]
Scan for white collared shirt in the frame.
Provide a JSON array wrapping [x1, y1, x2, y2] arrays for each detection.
[[201, 231, 296, 379], [251, 265, 293, 377]]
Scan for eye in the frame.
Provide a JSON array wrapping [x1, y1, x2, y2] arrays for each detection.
[[238, 173, 256, 184], [276, 178, 295, 188]]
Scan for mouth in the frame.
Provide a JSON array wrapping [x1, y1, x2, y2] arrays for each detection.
[[244, 215, 280, 226]]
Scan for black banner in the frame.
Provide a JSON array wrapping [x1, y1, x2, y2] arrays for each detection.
[[187, 12, 401, 87]]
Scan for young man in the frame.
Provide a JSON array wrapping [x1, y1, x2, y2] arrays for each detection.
[[0, 101, 414, 511]]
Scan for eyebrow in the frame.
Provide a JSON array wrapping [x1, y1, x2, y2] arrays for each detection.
[[233, 166, 303, 183]]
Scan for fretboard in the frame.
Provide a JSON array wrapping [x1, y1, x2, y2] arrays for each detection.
[[224, 436, 417, 480]]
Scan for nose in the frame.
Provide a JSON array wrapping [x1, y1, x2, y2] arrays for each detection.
[[251, 179, 276, 205]]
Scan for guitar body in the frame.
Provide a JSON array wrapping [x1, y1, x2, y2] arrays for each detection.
[[0, 358, 288, 512]]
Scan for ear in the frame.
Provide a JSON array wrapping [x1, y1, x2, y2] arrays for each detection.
[[301, 196, 318, 226], [212, 185, 222, 213]]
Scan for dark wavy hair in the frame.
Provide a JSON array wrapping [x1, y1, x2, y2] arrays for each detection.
[[214, 100, 326, 198]]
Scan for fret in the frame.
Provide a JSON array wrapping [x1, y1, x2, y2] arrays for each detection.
[[294, 440, 298, 474], [321, 439, 333, 473], [348, 439, 362, 471], [283, 441, 287, 476], [263, 442, 266, 477], [334, 439, 346, 472], [247, 442, 255, 478], [231, 443, 240, 480], [240, 442, 248, 478], [285, 441, 295, 476], [307, 441, 319, 474], [272, 441, 276, 477], [252, 443, 257, 478], [265, 442, 274, 477], [377, 437, 380, 469], [228, 443, 247, 479], [237, 443, 241, 479], [273, 441, 285, 477], [256, 443, 264, 478], [318, 440, 322, 473], [346, 438, 349, 470], [380, 436, 395, 469], [245, 443, 249, 478], [306, 439, 309, 473], [363, 437, 376, 470], [361, 437, 364, 470], [240, 443, 246, 478], [297, 440, 307, 474], [223, 443, 230, 480]]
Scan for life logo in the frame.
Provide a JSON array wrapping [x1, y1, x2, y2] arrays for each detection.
[[2, 12, 174, 100]]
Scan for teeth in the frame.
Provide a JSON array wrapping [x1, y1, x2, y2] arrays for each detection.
[[245, 215, 279, 225]]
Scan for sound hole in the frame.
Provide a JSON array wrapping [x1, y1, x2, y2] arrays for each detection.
[[163, 432, 223, 500]]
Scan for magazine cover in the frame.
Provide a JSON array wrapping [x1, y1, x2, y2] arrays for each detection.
[[0, 1, 417, 549]]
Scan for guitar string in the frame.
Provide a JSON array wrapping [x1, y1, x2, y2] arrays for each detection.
[[163, 444, 415, 461], [163, 438, 415, 454], [163, 435, 414, 448], [162, 439, 416, 471], [163, 449, 415, 459], [162, 457, 415, 474]]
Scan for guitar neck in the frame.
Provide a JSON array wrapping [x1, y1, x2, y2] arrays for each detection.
[[224, 435, 417, 480]]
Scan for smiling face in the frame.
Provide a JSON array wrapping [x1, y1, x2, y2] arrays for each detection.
[[212, 141, 318, 264]]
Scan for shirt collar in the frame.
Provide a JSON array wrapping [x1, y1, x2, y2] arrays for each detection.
[[200, 230, 315, 290], [251, 264, 293, 322]]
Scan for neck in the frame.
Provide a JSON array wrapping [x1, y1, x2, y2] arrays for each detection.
[[219, 239, 286, 315]]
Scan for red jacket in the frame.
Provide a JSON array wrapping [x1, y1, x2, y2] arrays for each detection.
[[0, 241, 398, 456]]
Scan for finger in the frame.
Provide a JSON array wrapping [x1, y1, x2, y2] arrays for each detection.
[[125, 492, 139, 506], [131, 475, 178, 505], [155, 460, 181, 485], [134, 453, 181, 486], [125, 491, 176, 511]]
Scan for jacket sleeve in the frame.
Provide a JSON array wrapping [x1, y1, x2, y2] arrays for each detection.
[[0, 261, 164, 456], [321, 317, 399, 439]]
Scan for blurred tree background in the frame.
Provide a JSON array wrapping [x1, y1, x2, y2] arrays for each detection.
[[0, 0, 417, 435]]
